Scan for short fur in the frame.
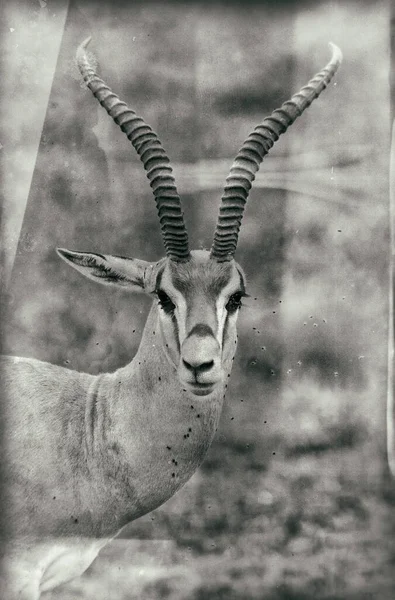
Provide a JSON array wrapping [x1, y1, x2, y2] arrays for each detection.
[[1, 251, 243, 598]]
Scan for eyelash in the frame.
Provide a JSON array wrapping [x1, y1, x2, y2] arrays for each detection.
[[156, 290, 176, 314]]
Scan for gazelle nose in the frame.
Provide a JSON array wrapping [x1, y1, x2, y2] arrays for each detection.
[[180, 331, 220, 381], [182, 359, 214, 374]]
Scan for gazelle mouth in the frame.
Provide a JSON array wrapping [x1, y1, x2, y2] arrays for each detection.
[[187, 382, 216, 397]]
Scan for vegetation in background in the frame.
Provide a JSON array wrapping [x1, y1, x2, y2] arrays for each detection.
[[3, 0, 394, 597]]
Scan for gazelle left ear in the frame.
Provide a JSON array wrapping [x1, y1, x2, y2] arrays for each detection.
[[57, 248, 150, 291]]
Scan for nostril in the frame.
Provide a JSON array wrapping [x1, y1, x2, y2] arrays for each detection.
[[182, 359, 214, 374], [197, 360, 214, 373]]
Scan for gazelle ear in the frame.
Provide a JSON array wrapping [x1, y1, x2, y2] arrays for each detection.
[[57, 248, 150, 291]]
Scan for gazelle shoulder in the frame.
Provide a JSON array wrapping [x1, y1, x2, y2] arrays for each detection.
[[1, 354, 72, 375], [0, 355, 92, 395]]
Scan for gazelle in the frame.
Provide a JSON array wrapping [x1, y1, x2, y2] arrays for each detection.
[[1, 39, 342, 598]]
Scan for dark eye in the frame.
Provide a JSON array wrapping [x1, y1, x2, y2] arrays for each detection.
[[226, 292, 243, 313], [156, 290, 176, 314]]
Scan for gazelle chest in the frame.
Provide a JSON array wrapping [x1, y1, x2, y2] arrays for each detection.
[[99, 374, 225, 525]]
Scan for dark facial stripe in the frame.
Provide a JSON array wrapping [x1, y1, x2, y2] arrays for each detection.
[[187, 323, 216, 339], [154, 266, 164, 293], [236, 267, 246, 294], [171, 310, 181, 353]]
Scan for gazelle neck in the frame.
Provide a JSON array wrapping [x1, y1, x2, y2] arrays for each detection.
[[87, 301, 231, 530]]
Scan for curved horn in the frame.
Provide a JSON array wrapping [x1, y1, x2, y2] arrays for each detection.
[[210, 43, 343, 262], [76, 37, 190, 262]]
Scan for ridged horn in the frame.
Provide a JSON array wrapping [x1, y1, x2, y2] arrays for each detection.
[[76, 37, 190, 262], [210, 43, 343, 262]]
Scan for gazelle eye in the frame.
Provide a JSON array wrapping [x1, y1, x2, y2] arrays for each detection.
[[156, 290, 176, 314], [225, 292, 243, 313]]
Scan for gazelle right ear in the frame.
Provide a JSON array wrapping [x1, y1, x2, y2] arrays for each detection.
[[57, 248, 150, 292]]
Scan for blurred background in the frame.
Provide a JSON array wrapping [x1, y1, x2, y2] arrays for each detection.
[[1, 0, 395, 597]]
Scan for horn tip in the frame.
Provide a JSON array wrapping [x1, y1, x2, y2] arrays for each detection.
[[76, 36, 92, 59], [82, 36, 92, 49], [328, 42, 343, 65]]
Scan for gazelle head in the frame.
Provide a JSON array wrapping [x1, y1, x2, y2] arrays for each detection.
[[58, 38, 342, 397]]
